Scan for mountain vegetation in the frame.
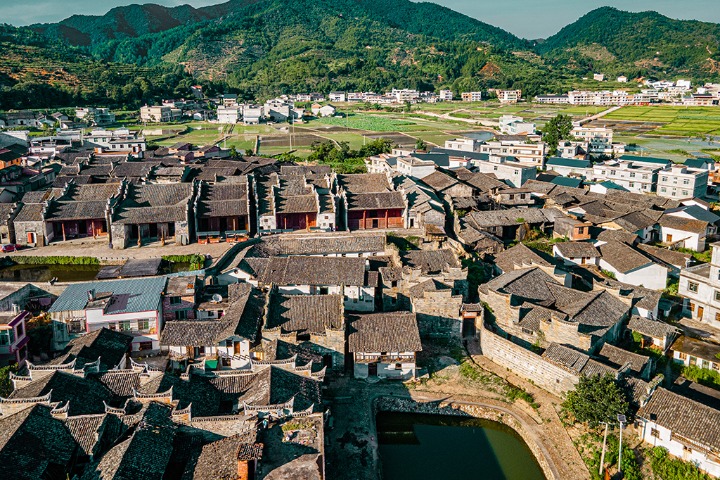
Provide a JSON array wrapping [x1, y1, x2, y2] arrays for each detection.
[[1, 2, 719, 110]]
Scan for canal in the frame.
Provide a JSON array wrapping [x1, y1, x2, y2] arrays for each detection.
[[376, 412, 545, 480]]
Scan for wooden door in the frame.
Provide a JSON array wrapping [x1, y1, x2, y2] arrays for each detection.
[[234, 341, 241, 355], [667, 234, 673, 242], [698, 306, 704, 320]]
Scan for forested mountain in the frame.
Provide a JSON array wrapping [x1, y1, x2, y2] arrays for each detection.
[[538, 7, 720, 78], [1, 2, 719, 110]]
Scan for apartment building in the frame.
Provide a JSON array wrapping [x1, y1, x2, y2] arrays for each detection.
[[461, 91, 483, 102], [471, 155, 536, 188], [571, 125, 624, 155], [680, 243, 720, 329], [591, 160, 659, 194], [140, 105, 182, 123], [216, 105, 243, 124], [499, 115, 535, 135], [439, 90, 453, 101], [478, 139, 545, 166], [657, 164, 709, 200], [498, 90, 521, 104], [444, 138, 481, 152]]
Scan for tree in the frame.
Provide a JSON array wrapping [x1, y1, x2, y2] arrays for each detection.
[[229, 146, 239, 159], [245, 149, 254, 157], [0, 364, 17, 397], [561, 373, 629, 427], [415, 138, 428, 151], [542, 114, 573, 156]]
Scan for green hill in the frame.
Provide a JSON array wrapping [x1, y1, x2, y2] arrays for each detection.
[[537, 7, 720, 79], [2, 2, 720, 110]]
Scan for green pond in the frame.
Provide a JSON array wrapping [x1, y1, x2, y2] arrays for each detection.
[[0, 261, 194, 283], [376, 412, 545, 480]]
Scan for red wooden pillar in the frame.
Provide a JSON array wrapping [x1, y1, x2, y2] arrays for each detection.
[[61, 222, 66, 242], [91, 220, 96, 239], [385, 209, 389, 229], [362, 210, 366, 230]]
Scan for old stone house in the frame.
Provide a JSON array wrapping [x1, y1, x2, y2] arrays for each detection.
[[262, 292, 345, 369]]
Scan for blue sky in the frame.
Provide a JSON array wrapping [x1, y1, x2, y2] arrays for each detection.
[[1, 0, 719, 38]]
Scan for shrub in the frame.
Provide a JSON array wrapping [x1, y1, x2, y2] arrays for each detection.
[[651, 447, 712, 480], [11, 256, 99, 265]]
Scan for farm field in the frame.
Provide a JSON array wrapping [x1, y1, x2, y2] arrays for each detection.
[[603, 106, 720, 137]]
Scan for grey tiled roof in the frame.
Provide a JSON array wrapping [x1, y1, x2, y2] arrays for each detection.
[[348, 312, 422, 353], [494, 243, 551, 273], [196, 181, 249, 218], [112, 183, 192, 224], [627, 316, 678, 339], [65, 414, 107, 456], [554, 241, 600, 259], [264, 233, 385, 256], [402, 249, 460, 274], [50, 328, 132, 371], [346, 191, 406, 211], [256, 256, 367, 287], [659, 214, 709, 234], [0, 405, 78, 480], [638, 387, 720, 452], [266, 293, 344, 334], [597, 240, 653, 274], [192, 432, 261, 480], [596, 343, 650, 375]]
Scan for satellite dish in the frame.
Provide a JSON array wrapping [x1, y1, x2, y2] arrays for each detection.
[[211, 293, 223, 303]]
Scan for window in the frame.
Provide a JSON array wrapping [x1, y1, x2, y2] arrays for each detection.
[[391, 281, 398, 288], [683, 179, 690, 185], [683, 190, 689, 196], [0, 333, 8, 346], [139, 341, 153, 351], [138, 319, 149, 331], [678, 352, 687, 360], [660, 187, 666, 193], [651, 428, 660, 438], [630, 172, 635, 178], [662, 176, 668, 182], [395, 363, 403, 370], [170, 296, 181, 305], [688, 282, 699, 293], [15, 323, 23, 338], [119, 321, 131, 332], [715, 291, 720, 302]]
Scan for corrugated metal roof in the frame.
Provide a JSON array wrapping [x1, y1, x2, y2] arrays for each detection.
[[49, 277, 166, 314]]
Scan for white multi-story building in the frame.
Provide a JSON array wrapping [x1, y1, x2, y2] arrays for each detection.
[[461, 91, 483, 102], [498, 90, 521, 104], [478, 139, 545, 166], [216, 105, 242, 124], [471, 155, 536, 187], [444, 138, 481, 152], [571, 125, 624, 156], [439, 90, 453, 101], [84, 129, 146, 157], [679, 242, 720, 329], [140, 105, 182, 123], [328, 92, 347, 102], [391, 89, 420, 103], [591, 160, 659, 193], [499, 115, 535, 135], [657, 164, 708, 200]]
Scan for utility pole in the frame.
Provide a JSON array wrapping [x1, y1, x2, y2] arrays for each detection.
[[599, 421, 609, 476], [618, 414, 627, 475]]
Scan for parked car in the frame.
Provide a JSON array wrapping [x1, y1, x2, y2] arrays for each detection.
[[1, 244, 17, 252]]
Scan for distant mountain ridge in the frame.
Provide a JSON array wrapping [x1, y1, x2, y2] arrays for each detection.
[[2, 3, 720, 110]]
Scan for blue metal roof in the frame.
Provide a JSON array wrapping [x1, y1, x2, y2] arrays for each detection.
[[49, 277, 167, 314], [414, 152, 450, 167], [599, 181, 628, 191], [550, 177, 582, 188], [546, 157, 591, 168]]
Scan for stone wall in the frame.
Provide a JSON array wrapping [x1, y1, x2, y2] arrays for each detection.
[[262, 329, 345, 369], [15, 220, 52, 247], [374, 396, 557, 480], [412, 290, 463, 338], [480, 325, 579, 396]]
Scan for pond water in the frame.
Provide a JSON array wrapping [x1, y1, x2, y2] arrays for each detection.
[[463, 131, 495, 142], [0, 264, 102, 283], [376, 412, 545, 480], [0, 261, 195, 283]]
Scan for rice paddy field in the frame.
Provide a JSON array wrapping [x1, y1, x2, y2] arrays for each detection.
[[131, 102, 720, 159]]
